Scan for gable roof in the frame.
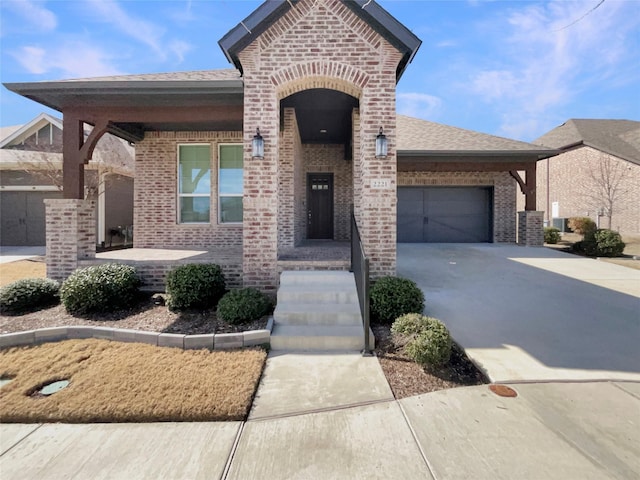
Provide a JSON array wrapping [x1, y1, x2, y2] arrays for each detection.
[[0, 112, 63, 149], [397, 115, 556, 158], [219, 0, 421, 81], [533, 119, 640, 166]]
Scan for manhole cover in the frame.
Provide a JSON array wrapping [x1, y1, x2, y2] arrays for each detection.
[[40, 380, 70, 396], [489, 384, 517, 398]]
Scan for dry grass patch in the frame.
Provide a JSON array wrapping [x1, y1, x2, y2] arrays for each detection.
[[0, 339, 266, 423], [0, 260, 46, 287]]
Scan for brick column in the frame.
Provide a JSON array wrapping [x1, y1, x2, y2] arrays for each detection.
[[518, 211, 544, 246], [44, 199, 96, 282]]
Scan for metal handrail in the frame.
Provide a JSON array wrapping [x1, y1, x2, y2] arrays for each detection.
[[350, 212, 372, 356]]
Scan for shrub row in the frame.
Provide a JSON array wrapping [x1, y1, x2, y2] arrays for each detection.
[[0, 278, 60, 315]]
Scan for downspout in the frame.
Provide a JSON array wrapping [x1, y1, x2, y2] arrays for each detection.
[[546, 157, 550, 227]]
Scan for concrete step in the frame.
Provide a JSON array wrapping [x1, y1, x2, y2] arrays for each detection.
[[273, 302, 362, 326], [277, 285, 359, 305], [270, 324, 375, 351], [279, 270, 355, 287]]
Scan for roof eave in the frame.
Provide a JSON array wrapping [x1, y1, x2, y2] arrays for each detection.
[[398, 149, 560, 160]]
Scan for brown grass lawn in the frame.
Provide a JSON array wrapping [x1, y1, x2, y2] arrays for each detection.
[[0, 339, 266, 423], [0, 260, 46, 287]]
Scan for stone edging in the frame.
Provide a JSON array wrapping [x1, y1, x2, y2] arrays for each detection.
[[0, 317, 273, 351]]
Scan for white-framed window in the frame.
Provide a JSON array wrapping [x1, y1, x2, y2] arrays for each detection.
[[178, 144, 211, 224], [218, 144, 243, 224]]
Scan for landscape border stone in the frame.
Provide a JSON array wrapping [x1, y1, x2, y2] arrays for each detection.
[[0, 316, 273, 351]]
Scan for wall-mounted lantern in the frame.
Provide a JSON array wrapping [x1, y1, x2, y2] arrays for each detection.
[[376, 127, 387, 158], [252, 128, 264, 158]]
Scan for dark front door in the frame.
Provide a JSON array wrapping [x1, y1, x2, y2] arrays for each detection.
[[307, 173, 333, 239]]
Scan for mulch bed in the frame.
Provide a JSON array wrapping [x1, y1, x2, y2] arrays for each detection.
[[0, 293, 267, 335], [373, 324, 487, 399]]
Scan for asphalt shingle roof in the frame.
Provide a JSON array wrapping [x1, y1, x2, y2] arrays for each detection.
[[59, 69, 242, 82], [533, 119, 640, 165], [397, 115, 552, 153]]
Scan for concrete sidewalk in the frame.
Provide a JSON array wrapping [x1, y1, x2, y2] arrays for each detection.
[[2, 351, 639, 479]]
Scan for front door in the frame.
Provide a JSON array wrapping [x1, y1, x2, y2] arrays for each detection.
[[307, 173, 333, 239]]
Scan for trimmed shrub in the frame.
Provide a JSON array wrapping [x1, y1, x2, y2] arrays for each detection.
[[165, 263, 226, 310], [60, 263, 141, 314], [0, 278, 60, 314], [370, 276, 424, 324], [544, 227, 561, 244], [391, 313, 452, 367], [216, 288, 273, 325], [568, 217, 596, 240], [593, 229, 625, 257]]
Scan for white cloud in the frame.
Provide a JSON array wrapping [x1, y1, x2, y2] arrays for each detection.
[[468, 0, 639, 139], [11, 42, 123, 78], [397, 92, 442, 119], [3, 0, 57, 32], [169, 40, 192, 64], [85, 0, 167, 58], [436, 40, 457, 48]]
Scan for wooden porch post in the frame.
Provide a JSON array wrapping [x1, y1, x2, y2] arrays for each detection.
[[509, 164, 537, 211], [62, 115, 85, 199]]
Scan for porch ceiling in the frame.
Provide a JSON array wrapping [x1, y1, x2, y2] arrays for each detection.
[[281, 89, 358, 144]]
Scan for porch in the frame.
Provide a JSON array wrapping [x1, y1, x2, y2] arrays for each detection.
[[75, 241, 352, 292]]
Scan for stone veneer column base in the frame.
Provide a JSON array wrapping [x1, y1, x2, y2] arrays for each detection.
[[518, 211, 544, 246], [44, 199, 96, 282]]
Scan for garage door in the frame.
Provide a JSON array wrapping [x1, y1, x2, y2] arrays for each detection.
[[398, 187, 492, 243], [1, 191, 63, 246]]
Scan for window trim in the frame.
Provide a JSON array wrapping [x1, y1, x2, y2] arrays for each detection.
[[177, 143, 212, 225], [218, 143, 244, 225]]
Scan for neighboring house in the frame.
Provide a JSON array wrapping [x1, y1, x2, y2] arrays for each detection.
[[0, 113, 134, 246], [3, 0, 554, 290], [532, 119, 640, 235]]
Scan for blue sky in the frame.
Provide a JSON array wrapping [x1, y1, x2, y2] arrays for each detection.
[[1, 0, 638, 142]]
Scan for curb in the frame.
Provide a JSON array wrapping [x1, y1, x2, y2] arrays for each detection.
[[0, 316, 273, 351]]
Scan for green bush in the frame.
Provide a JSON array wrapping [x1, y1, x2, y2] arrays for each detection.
[[216, 288, 273, 325], [572, 229, 625, 257], [60, 263, 141, 314], [391, 313, 452, 367], [0, 278, 60, 314], [165, 263, 226, 310], [544, 227, 561, 244], [568, 217, 596, 240], [370, 276, 424, 325], [593, 229, 625, 257]]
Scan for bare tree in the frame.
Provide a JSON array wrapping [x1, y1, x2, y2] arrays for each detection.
[[14, 127, 134, 200], [580, 152, 630, 229]]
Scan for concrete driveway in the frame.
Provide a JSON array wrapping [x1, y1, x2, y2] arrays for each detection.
[[398, 244, 640, 383]]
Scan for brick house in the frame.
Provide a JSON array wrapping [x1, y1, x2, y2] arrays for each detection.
[[3, 0, 554, 292], [1, 113, 134, 247], [532, 119, 640, 235]]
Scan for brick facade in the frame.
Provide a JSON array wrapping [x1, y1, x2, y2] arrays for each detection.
[[534, 146, 640, 234], [239, 0, 402, 288], [398, 171, 517, 243], [44, 199, 95, 282], [133, 131, 243, 248], [518, 211, 544, 246]]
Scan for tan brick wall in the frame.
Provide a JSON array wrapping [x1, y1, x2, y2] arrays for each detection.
[[134, 131, 243, 249], [44, 199, 95, 282], [238, 0, 403, 288], [535, 146, 640, 234], [518, 211, 544, 246], [398, 171, 517, 243]]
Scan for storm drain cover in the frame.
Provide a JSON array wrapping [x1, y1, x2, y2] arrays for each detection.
[[489, 384, 518, 398], [39, 380, 70, 396], [0, 377, 14, 388]]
